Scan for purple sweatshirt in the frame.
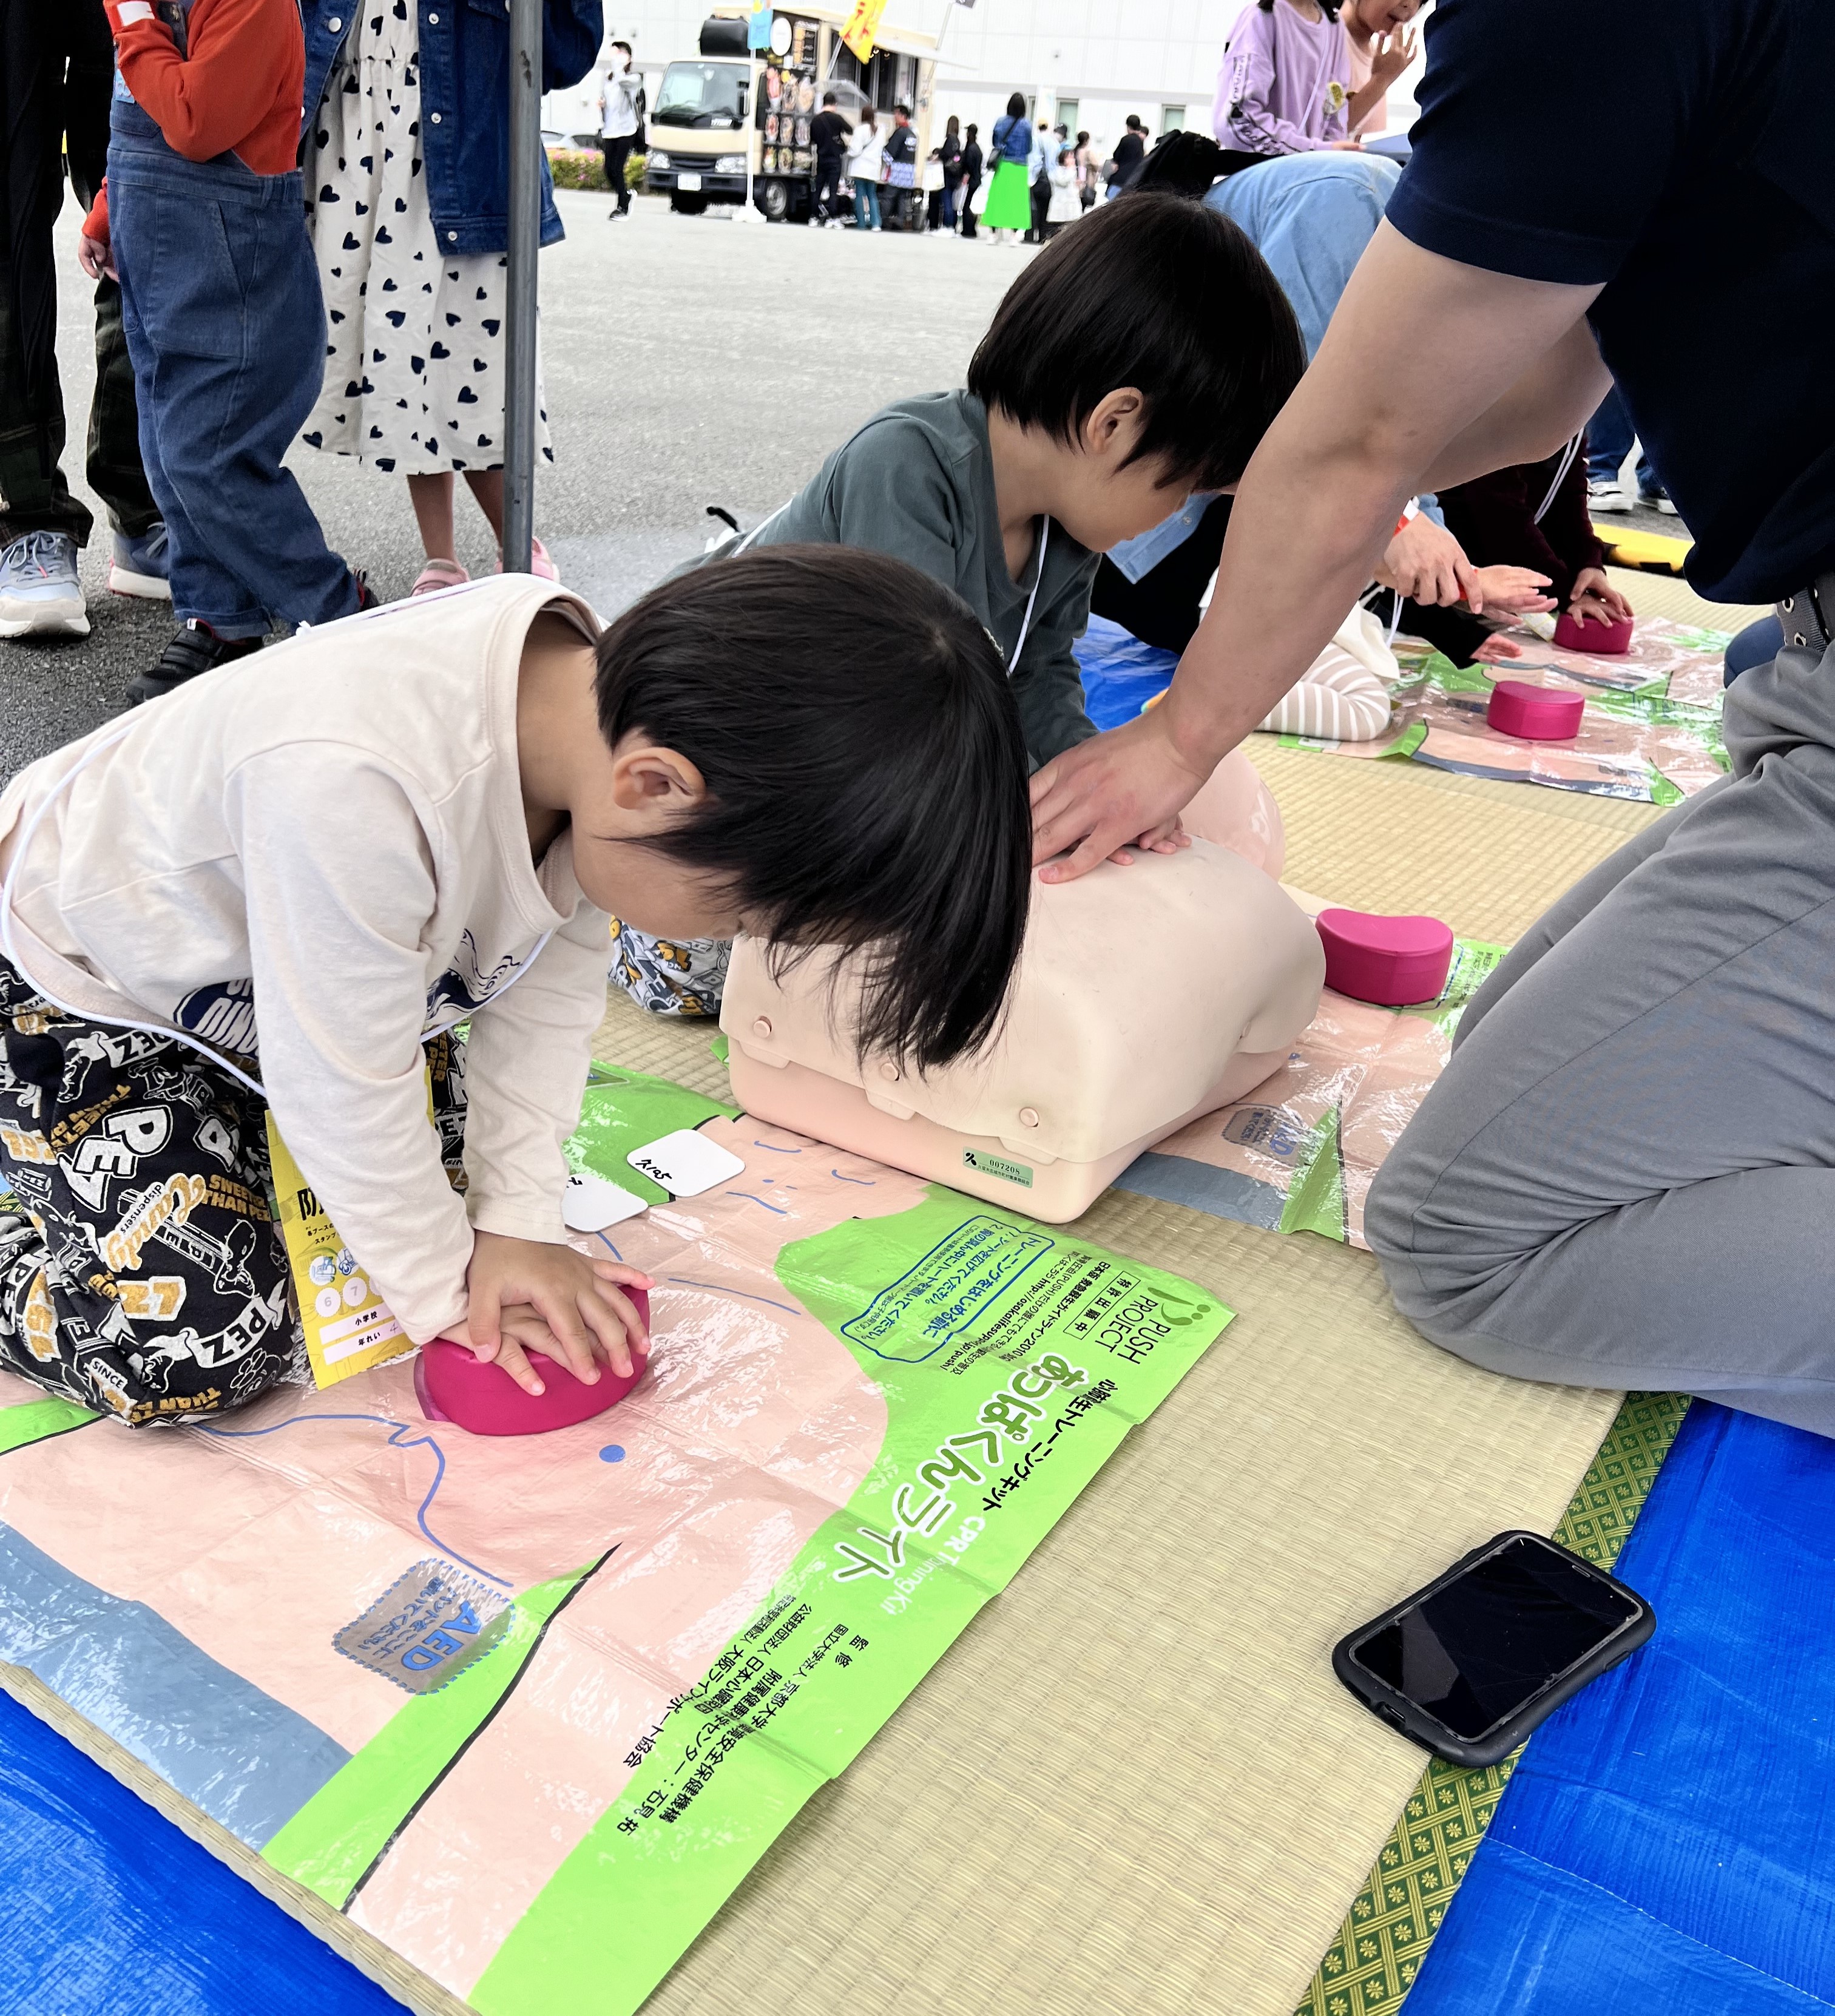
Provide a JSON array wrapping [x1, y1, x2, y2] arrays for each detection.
[[1213, 0, 1351, 155]]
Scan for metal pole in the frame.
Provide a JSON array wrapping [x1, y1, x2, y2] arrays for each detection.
[[502, 0, 543, 574]]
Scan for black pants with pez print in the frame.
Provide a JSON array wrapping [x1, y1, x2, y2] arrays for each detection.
[[0, 957, 467, 1428]]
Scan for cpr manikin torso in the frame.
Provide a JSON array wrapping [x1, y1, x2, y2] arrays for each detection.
[[723, 760, 1323, 1222]]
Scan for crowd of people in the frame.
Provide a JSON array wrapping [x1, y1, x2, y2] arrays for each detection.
[[809, 93, 1123, 241]]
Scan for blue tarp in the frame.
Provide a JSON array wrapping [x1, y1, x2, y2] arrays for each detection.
[[0, 1680, 399, 2015], [1071, 614, 1177, 731], [1405, 1400, 1835, 2015]]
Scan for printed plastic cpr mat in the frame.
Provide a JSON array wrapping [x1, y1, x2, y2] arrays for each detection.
[[1073, 612, 1732, 804], [1288, 623, 1732, 805], [1116, 938, 1505, 1248], [0, 1069, 1232, 2015]]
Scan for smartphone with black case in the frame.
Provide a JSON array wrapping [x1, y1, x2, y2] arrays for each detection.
[[1332, 1530, 1655, 1768]]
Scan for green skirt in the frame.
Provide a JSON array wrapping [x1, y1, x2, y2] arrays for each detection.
[[981, 158, 1033, 231]]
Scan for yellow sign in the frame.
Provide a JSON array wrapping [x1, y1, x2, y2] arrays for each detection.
[[840, 0, 891, 63], [267, 1114, 415, 1389]]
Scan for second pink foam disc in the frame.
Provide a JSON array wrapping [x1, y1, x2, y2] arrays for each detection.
[[1487, 678, 1585, 742], [1316, 908, 1455, 1007]]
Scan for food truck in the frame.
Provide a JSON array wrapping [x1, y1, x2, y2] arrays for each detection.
[[643, 8, 940, 223]]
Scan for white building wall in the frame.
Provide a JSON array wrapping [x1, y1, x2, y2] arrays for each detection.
[[564, 1, 1430, 158]]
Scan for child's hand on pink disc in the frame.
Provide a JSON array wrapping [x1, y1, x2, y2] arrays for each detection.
[[1468, 565, 1556, 615], [459, 1230, 652, 1396]]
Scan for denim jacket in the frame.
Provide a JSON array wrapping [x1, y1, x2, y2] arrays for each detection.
[[300, 0, 602, 255]]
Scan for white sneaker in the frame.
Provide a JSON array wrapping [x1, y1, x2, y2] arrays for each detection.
[[1586, 479, 1633, 515], [0, 530, 89, 638]]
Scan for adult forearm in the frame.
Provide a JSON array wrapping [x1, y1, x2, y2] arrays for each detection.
[[1159, 226, 1607, 774], [1159, 417, 1410, 773], [1419, 320, 1610, 492]]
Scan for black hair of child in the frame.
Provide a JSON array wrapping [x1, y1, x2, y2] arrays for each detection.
[[1135, 130, 1239, 198], [966, 189, 1304, 494], [593, 546, 1032, 1072], [1256, 0, 1340, 13]]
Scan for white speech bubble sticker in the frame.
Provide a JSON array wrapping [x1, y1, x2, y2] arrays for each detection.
[[626, 1128, 746, 1199], [562, 1169, 650, 1233]]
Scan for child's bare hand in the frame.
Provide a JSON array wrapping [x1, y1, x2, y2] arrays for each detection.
[[456, 1230, 652, 1396], [78, 234, 117, 282], [1567, 567, 1634, 627], [1473, 633, 1524, 665], [1468, 564, 1556, 615]]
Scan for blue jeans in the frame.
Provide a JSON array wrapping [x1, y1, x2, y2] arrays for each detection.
[[107, 101, 356, 637], [1724, 615, 1783, 688], [852, 179, 880, 229], [1585, 382, 1657, 495]]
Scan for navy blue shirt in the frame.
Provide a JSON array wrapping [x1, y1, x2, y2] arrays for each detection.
[[1388, 0, 1835, 606]]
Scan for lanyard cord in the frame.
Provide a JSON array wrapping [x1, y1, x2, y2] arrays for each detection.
[[1533, 434, 1584, 526], [1009, 515, 1050, 674], [0, 723, 553, 1100], [731, 504, 1050, 675]]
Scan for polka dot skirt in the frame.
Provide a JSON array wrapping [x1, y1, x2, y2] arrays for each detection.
[[300, 0, 552, 475]]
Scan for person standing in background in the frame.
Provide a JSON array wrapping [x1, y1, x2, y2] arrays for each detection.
[[847, 109, 884, 231], [1027, 117, 1052, 242], [296, 0, 602, 597], [1106, 113, 1147, 197], [1340, 0, 1418, 137], [598, 39, 641, 220], [959, 121, 983, 237], [923, 147, 947, 231], [809, 90, 852, 228], [1075, 129, 1097, 209], [982, 93, 1033, 242], [882, 101, 919, 229], [939, 113, 964, 231], [0, 0, 165, 642], [1214, 0, 1356, 163], [83, 0, 370, 703], [1044, 145, 1081, 238]]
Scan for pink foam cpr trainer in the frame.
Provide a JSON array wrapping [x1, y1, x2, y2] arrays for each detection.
[[1554, 610, 1634, 655], [415, 1287, 649, 1436], [1487, 678, 1585, 742], [1316, 908, 1455, 1007]]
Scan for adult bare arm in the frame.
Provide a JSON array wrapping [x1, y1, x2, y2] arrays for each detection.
[[1029, 225, 1609, 881]]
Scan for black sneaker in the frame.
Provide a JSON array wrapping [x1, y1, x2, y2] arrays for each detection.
[[127, 620, 263, 706]]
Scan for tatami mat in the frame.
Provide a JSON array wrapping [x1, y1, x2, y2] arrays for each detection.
[[1243, 740, 1660, 944]]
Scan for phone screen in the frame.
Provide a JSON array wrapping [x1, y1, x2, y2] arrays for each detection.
[[1349, 1535, 1642, 1739]]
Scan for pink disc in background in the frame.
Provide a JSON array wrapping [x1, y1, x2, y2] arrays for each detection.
[[1316, 908, 1455, 1007], [1487, 678, 1586, 742], [416, 1286, 650, 1436], [1553, 610, 1634, 655]]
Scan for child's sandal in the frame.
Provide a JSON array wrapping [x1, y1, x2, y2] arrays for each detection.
[[411, 557, 471, 597]]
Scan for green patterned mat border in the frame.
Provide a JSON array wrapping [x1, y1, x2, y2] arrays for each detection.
[[1295, 1389, 1692, 2016]]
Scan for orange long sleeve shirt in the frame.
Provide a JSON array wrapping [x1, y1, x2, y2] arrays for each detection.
[[84, 0, 305, 242]]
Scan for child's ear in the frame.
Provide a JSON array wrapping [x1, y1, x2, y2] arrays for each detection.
[[610, 743, 709, 820], [1083, 387, 1146, 460]]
